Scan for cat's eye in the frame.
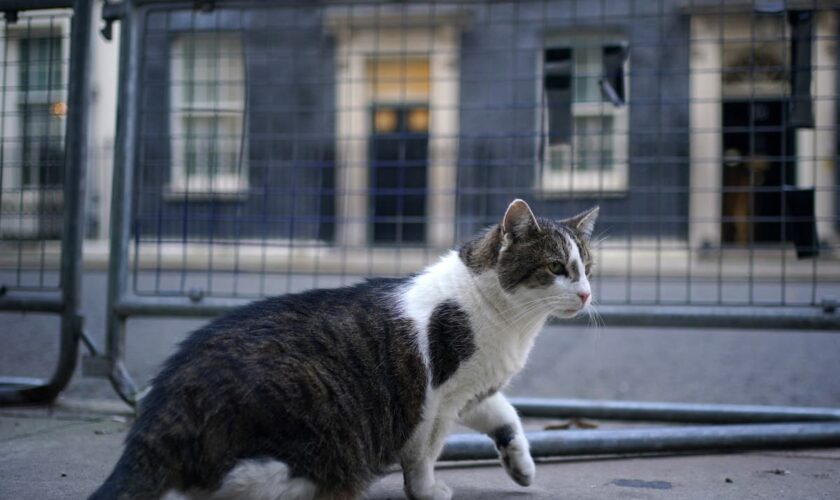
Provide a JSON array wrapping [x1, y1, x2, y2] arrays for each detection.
[[548, 262, 567, 276]]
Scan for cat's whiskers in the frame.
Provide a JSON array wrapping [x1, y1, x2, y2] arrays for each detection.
[[586, 304, 604, 329], [495, 295, 565, 317], [463, 274, 562, 333], [589, 231, 609, 249], [490, 296, 555, 322], [496, 297, 565, 329], [474, 296, 557, 331], [583, 301, 605, 346]]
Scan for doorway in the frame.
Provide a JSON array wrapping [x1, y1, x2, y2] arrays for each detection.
[[369, 105, 429, 245], [721, 99, 796, 245]]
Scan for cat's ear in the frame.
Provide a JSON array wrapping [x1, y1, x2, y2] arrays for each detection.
[[501, 199, 541, 241], [562, 206, 599, 242]]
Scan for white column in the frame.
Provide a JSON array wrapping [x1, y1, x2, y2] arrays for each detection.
[[689, 15, 723, 248]]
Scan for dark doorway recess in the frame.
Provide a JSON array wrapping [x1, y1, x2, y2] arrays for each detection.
[[721, 99, 796, 245], [369, 105, 429, 245]]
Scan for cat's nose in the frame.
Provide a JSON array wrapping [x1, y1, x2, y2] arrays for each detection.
[[578, 292, 590, 305]]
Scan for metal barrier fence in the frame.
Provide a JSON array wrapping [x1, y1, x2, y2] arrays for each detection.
[[92, 0, 840, 403], [0, 0, 91, 403], [4, 0, 828, 458]]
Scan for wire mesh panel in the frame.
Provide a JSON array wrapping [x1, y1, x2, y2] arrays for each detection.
[[0, 9, 71, 293], [0, 0, 90, 405], [118, 0, 839, 319]]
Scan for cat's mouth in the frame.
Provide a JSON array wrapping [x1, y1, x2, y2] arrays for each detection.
[[556, 306, 585, 318]]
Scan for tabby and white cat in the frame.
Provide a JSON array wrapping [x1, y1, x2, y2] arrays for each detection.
[[89, 199, 598, 500]]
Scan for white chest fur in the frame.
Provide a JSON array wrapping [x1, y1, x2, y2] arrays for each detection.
[[397, 252, 549, 416]]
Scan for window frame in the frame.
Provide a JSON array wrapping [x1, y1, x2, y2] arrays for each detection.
[[0, 17, 69, 190], [538, 33, 629, 196], [0, 13, 69, 238], [168, 32, 248, 197]]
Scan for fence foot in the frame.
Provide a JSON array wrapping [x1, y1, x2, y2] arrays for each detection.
[[0, 377, 57, 405], [0, 319, 80, 406], [108, 360, 139, 408]]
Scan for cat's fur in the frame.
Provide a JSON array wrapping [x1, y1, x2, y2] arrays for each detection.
[[89, 199, 599, 500]]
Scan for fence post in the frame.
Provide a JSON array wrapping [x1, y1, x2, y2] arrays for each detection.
[[101, 0, 139, 405]]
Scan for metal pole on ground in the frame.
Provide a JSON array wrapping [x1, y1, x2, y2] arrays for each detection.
[[441, 422, 840, 461], [511, 398, 840, 424]]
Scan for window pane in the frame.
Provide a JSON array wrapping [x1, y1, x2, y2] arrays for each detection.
[[171, 33, 246, 189], [366, 58, 430, 102], [544, 48, 572, 145], [183, 115, 241, 179], [721, 14, 789, 97], [574, 115, 613, 171], [573, 45, 601, 103], [20, 35, 62, 92], [176, 35, 244, 107], [21, 103, 64, 186], [548, 143, 571, 172]]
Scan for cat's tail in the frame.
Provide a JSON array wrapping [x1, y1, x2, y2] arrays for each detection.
[[88, 439, 174, 500]]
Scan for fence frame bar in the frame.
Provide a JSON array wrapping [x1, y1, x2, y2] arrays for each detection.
[[0, 0, 91, 404], [108, 296, 840, 331], [0, 1, 74, 11], [0, 291, 63, 313], [95, 0, 140, 405]]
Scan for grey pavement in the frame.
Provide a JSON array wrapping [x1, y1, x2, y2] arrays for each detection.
[[2, 271, 840, 498], [2, 404, 840, 499]]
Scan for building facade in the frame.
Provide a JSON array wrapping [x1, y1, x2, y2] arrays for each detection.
[[2, 1, 837, 254]]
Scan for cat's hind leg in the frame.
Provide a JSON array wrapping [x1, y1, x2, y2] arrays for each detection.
[[401, 457, 452, 500], [400, 417, 454, 500], [459, 392, 535, 487]]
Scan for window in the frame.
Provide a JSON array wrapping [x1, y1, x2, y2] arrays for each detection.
[[19, 33, 66, 188], [169, 34, 246, 195], [0, 20, 68, 239], [540, 36, 628, 194]]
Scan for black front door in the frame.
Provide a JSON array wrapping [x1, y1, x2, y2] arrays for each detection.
[[721, 99, 796, 245], [369, 105, 428, 245]]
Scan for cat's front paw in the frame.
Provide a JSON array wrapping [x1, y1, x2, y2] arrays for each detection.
[[500, 443, 536, 487], [406, 480, 452, 500]]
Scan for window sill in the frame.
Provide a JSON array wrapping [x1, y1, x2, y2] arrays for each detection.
[[536, 186, 629, 199], [163, 187, 249, 202]]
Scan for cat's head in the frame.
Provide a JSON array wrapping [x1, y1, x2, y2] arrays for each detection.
[[460, 199, 599, 319]]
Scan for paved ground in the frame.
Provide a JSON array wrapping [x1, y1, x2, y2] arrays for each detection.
[[1, 402, 840, 499], [2, 271, 840, 498]]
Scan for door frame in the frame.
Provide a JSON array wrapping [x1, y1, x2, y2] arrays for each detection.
[[328, 11, 464, 248], [689, 11, 837, 248]]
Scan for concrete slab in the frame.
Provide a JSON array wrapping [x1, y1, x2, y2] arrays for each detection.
[[1, 405, 839, 500], [0, 414, 126, 500], [368, 451, 840, 500]]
